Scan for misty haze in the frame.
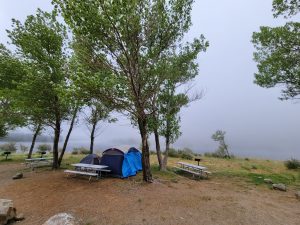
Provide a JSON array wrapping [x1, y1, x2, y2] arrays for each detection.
[[1, 0, 299, 160]]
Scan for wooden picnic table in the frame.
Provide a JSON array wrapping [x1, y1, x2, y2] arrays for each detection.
[[175, 161, 211, 178], [64, 163, 110, 181]]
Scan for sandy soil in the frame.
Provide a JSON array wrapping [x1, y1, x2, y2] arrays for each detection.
[[0, 163, 299, 225]]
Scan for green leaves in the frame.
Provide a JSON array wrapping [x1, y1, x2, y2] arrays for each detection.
[[253, 1, 300, 100], [272, 0, 300, 18], [252, 22, 300, 100]]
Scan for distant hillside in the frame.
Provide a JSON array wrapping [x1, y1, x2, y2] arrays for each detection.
[[0, 133, 63, 142]]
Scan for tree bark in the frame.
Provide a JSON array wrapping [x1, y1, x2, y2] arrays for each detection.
[[138, 117, 152, 182], [161, 121, 171, 171], [58, 108, 78, 166], [27, 124, 41, 159], [154, 128, 163, 170], [52, 102, 61, 169], [89, 121, 97, 154]]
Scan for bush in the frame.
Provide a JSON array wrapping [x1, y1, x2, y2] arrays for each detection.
[[284, 158, 300, 170], [37, 144, 52, 152], [167, 148, 180, 158], [178, 148, 194, 160], [0, 143, 17, 153], [20, 144, 29, 153], [180, 151, 194, 160], [71, 150, 78, 155], [204, 151, 234, 159], [73, 147, 90, 155]]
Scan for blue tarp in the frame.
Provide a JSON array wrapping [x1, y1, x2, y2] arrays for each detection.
[[122, 151, 142, 178]]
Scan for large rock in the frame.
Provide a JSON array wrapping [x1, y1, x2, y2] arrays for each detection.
[[264, 178, 273, 184], [0, 199, 16, 225], [12, 173, 23, 180], [272, 183, 287, 192], [43, 213, 79, 225]]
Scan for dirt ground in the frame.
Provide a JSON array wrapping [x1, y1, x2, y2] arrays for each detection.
[[0, 163, 299, 225]]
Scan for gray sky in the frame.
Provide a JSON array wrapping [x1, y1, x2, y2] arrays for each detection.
[[1, 0, 299, 159]]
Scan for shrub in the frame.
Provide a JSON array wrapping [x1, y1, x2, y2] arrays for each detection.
[[284, 158, 300, 170], [204, 151, 234, 159], [204, 152, 213, 157], [167, 148, 180, 158], [20, 144, 29, 153], [73, 147, 90, 155], [71, 150, 78, 155], [180, 151, 193, 160], [0, 143, 17, 153], [37, 144, 52, 152], [178, 148, 194, 160]]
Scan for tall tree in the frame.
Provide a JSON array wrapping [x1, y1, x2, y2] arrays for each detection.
[[7, 9, 74, 169], [252, 0, 300, 100], [53, 0, 207, 182]]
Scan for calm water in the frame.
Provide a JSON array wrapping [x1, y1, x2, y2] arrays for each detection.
[[1, 140, 299, 161]]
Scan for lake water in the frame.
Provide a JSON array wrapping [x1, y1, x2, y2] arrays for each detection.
[[1, 139, 299, 161]]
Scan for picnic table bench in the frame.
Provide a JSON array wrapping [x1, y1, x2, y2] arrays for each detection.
[[25, 157, 53, 170], [64, 163, 111, 182], [174, 161, 211, 179]]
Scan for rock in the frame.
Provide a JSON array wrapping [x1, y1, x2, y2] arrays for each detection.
[[272, 183, 287, 192], [43, 213, 79, 225], [264, 178, 273, 184], [12, 173, 23, 180], [15, 213, 25, 221], [0, 199, 16, 225], [296, 191, 300, 200]]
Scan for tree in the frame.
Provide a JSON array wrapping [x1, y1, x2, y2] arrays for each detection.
[[27, 123, 43, 159], [53, 0, 207, 182], [83, 100, 115, 154], [0, 45, 27, 137], [6, 9, 74, 168], [252, 0, 300, 100], [149, 82, 191, 171], [211, 130, 230, 158], [272, 0, 300, 17]]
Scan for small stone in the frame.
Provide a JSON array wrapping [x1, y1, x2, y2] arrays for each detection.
[[296, 191, 300, 200], [12, 173, 23, 180], [272, 183, 287, 192], [15, 213, 25, 221], [264, 178, 273, 184]]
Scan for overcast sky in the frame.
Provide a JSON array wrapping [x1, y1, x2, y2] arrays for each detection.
[[1, 0, 299, 159]]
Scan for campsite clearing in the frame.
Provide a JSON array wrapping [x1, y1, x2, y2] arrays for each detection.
[[0, 155, 300, 225]]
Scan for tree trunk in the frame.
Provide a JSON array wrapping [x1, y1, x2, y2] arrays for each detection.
[[138, 117, 152, 182], [52, 119, 61, 169], [154, 128, 163, 170], [89, 122, 97, 154], [27, 124, 41, 159], [58, 108, 78, 166], [161, 120, 171, 171]]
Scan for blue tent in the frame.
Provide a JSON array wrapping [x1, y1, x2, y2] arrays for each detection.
[[80, 154, 101, 165], [100, 147, 142, 178]]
